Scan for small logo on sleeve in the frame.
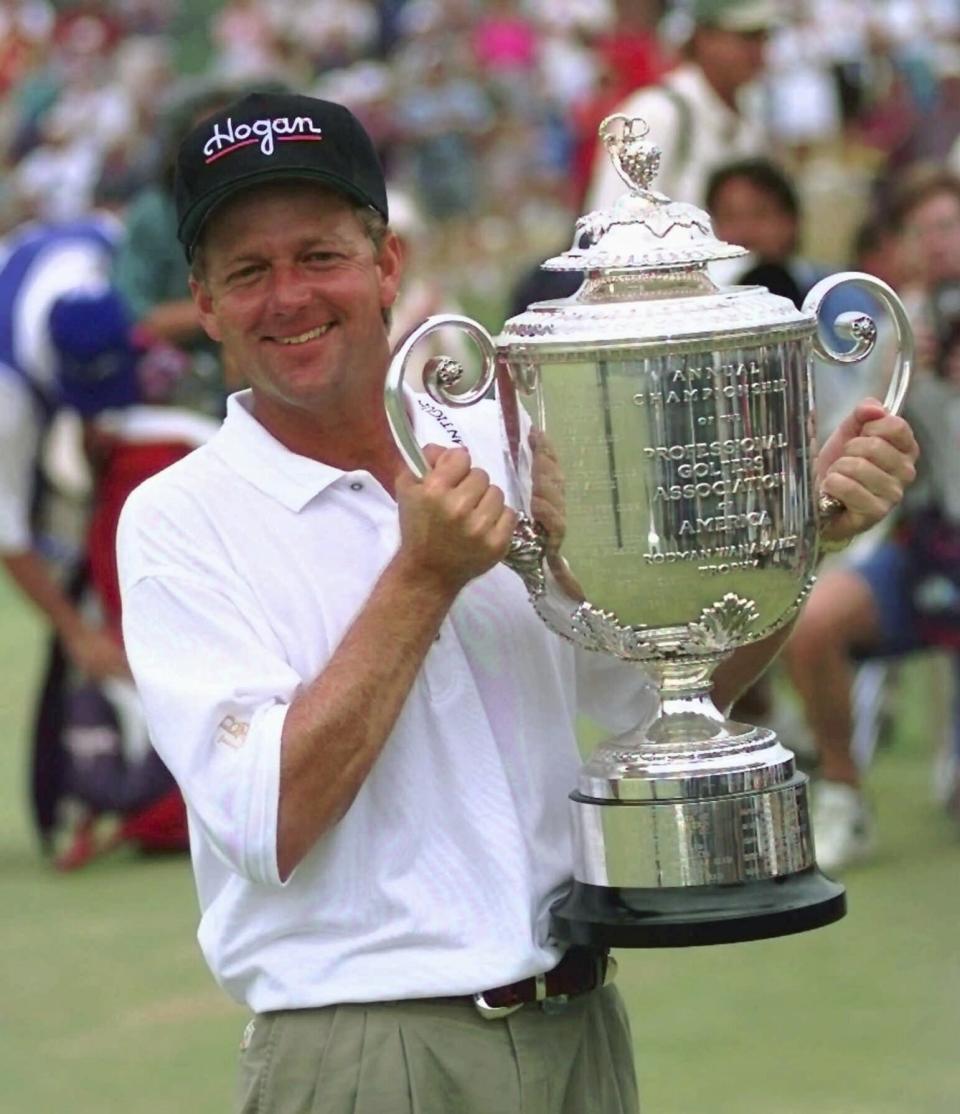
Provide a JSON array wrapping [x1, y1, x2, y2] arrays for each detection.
[[216, 714, 250, 748], [203, 116, 324, 163]]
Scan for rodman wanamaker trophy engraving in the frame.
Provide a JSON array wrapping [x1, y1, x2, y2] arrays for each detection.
[[384, 116, 913, 947]]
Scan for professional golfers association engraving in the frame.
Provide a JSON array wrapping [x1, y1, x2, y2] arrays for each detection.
[[385, 115, 914, 946]]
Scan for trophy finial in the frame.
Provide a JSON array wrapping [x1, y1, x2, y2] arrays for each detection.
[[599, 114, 661, 194]]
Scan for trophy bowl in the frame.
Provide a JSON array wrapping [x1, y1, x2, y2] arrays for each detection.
[[384, 116, 913, 946]]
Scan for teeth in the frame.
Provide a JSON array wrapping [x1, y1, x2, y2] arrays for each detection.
[[277, 324, 332, 345]]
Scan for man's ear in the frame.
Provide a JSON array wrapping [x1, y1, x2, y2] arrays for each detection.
[[376, 230, 404, 311], [189, 276, 222, 343]]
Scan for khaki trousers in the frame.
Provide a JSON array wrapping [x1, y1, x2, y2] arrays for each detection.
[[236, 984, 639, 1114]]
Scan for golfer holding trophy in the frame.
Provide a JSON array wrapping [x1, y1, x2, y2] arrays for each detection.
[[386, 116, 915, 947]]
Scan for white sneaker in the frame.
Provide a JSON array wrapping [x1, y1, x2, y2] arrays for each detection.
[[812, 781, 875, 873]]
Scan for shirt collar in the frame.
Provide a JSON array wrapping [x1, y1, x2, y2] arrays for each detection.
[[209, 388, 465, 512]]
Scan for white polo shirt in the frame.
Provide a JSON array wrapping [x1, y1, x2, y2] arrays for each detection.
[[117, 390, 654, 1012]]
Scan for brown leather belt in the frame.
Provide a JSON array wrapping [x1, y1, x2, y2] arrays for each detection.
[[471, 947, 612, 1020]]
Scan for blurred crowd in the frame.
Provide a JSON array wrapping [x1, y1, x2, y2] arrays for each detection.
[[4, 0, 960, 871], [1, 0, 959, 288]]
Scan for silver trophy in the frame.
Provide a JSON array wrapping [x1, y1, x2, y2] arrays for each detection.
[[385, 116, 913, 946]]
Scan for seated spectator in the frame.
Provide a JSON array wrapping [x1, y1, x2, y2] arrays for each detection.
[[784, 170, 960, 871]]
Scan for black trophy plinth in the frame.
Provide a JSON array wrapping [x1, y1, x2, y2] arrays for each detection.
[[550, 867, 846, 948]]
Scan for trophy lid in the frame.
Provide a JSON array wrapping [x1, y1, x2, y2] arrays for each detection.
[[499, 115, 812, 352], [542, 115, 748, 274]]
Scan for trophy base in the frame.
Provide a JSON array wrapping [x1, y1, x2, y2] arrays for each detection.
[[550, 867, 846, 948]]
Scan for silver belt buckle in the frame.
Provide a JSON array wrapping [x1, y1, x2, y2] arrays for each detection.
[[472, 991, 524, 1021]]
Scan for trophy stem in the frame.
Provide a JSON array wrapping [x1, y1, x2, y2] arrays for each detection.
[[642, 658, 733, 748], [583, 658, 759, 785]]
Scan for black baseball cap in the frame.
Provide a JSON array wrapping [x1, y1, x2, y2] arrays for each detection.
[[175, 91, 389, 260]]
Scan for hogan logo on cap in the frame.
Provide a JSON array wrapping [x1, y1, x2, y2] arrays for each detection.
[[203, 115, 325, 163], [175, 91, 390, 259]]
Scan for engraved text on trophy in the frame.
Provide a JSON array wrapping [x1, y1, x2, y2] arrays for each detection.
[[536, 340, 817, 634]]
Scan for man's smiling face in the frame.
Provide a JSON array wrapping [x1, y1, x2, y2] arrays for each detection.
[[191, 180, 402, 429]]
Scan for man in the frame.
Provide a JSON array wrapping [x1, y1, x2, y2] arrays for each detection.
[[0, 213, 129, 682], [116, 91, 917, 1113], [586, 0, 777, 211], [785, 170, 960, 872]]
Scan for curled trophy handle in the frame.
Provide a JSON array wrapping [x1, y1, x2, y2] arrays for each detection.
[[801, 271, 914, 521], [385, 314, 499, 477], [384, 314, 548, 595]]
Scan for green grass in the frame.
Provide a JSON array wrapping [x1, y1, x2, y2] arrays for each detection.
[[1, 572, 958, 1112]]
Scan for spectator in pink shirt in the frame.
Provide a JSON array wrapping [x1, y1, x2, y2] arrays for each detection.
[[472, 0, 538, 76]]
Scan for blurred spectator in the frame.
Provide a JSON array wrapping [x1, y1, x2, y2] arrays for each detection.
[[704, 154, 892, 442], [93, 35, 175, 199], [889, 167, 960, 376], [9, 41, 147, 222], [472, 0, 539, 111], [388, 187, 465, 344], [110, 76, 252, 418], [535, 1, 613, 114], [586, 0, 778, 210], [51, 0, 122, 61], [706, 156, 828, 306], [885, 50, 960, 177], [209, 0, 279, 82], [814, 211, 912, 431], [2, 0, 958, 312], [474, 0, 538, 72], [10, 104, 103, 221], [0, 210, 127, 682], [591, 0, 665, 95], [312, 59, 395, 153], [807, 0, 875, 135], [566, 2, 666, 208], [30, 285, 214, 869], [784, 169, 960, 872], [0, 0, 53, 97], [852, 209, 913, 293], [113, 0, 176, 36], [506, 247, 581, 320], [281, 0, 379, 73], [393, 42, 493, 223], [762, 6, 842, 159], [569, 61, 636, 209], [387, 186, 472, 385]]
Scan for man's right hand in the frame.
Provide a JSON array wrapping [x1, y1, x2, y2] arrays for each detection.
[[394, 444, 516, 592]]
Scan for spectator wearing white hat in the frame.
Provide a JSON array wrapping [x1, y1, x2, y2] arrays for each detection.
[[586, 0, 780, 211]]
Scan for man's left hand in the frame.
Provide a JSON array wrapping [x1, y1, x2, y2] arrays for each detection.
[[530, 429, 585, 601], [816, 398, 919, 544]]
